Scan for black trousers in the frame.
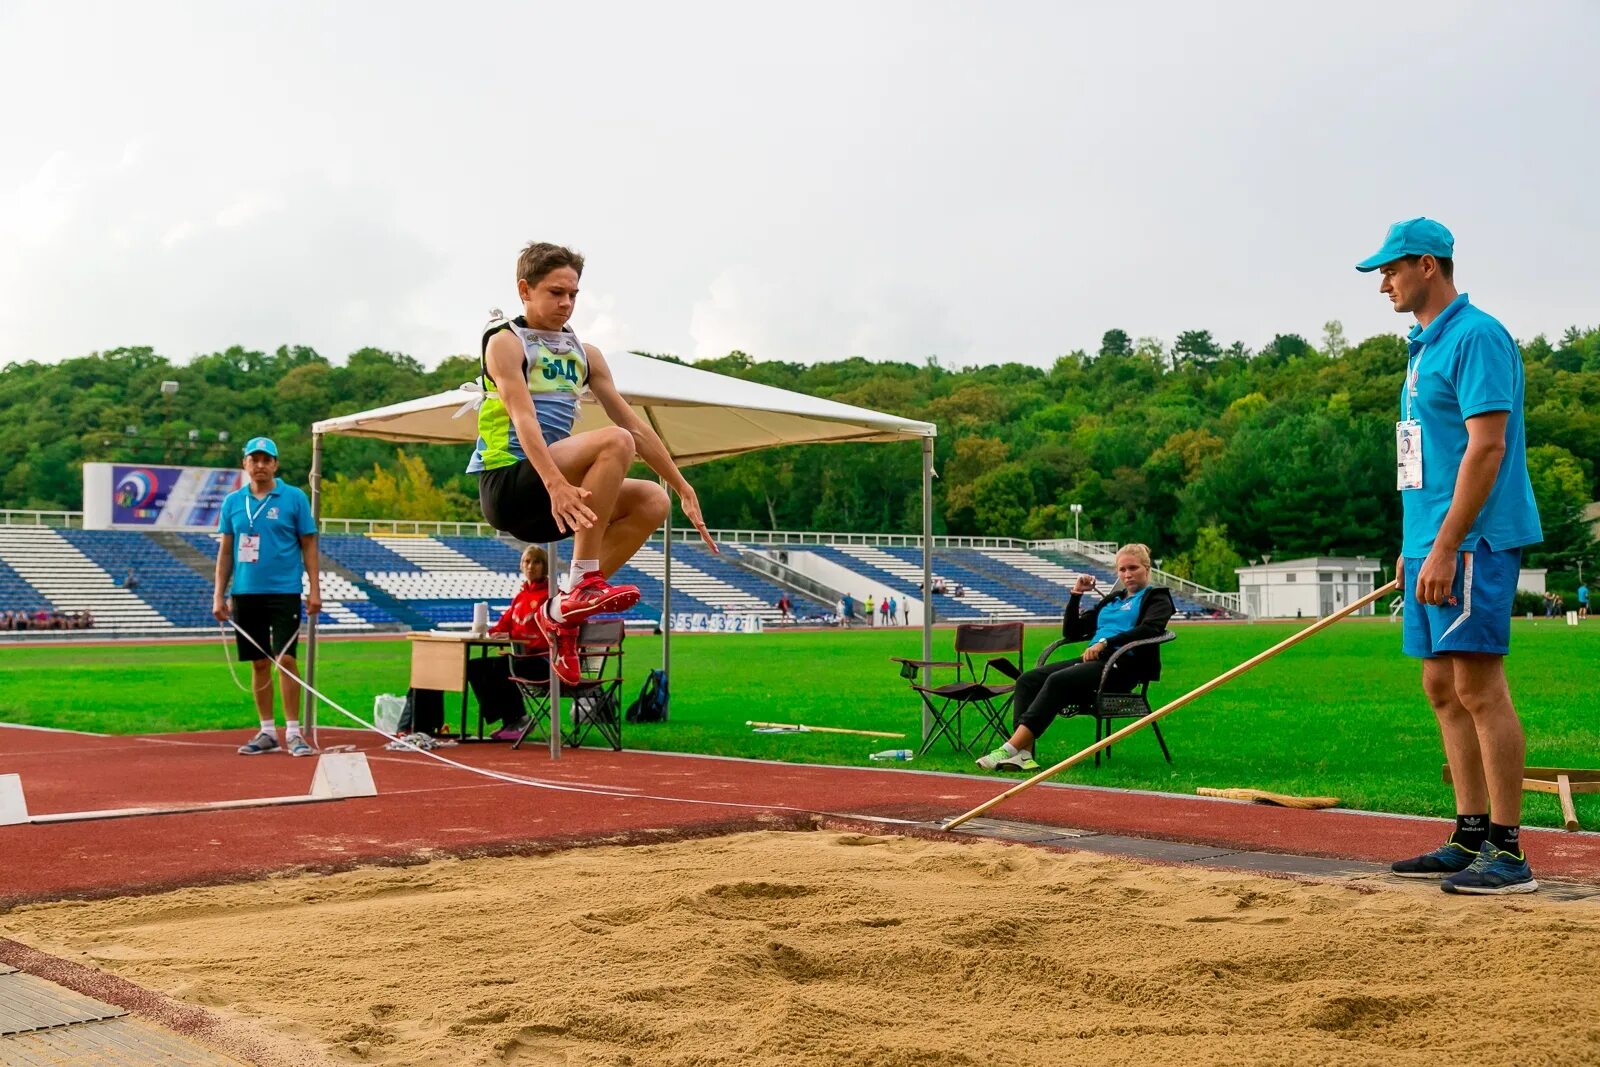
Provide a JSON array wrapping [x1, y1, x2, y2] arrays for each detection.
[[465, 654, 541, 725], [1013, 657, 1132, 739]]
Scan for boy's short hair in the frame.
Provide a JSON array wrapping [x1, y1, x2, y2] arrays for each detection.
[[517, 242, 584, 286]]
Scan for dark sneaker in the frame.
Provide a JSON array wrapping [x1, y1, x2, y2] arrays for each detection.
[[556, 573, 640, 625], [532, 603, 582, 686], [285, 734, 316, 757], [238, 731, 280, 755], [1391, 840, 1477, 879], [1441, 841, 1538, 895]]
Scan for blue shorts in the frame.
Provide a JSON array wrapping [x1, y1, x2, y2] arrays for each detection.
[[1402, 539, 1521, 658]]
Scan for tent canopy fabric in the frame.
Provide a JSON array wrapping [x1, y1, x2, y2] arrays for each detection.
[[311, 350, 936, 464]]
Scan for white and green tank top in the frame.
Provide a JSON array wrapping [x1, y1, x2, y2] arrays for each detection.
[[466, 313, 590, 474]]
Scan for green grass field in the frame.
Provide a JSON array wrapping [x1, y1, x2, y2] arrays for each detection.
[[1, 619, 1595, 828]]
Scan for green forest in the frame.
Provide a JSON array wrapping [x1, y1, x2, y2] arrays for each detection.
[[1, 322, 1595, 593]]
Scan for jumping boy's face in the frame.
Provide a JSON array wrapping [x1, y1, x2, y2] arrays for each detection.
[[518, 267, 580, 330]]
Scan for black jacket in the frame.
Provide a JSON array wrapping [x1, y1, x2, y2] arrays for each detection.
[[1063, 585, 1175, 682]]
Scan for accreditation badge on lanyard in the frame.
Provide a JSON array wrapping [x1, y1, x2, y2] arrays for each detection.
[[1396, 354, 1423, 491], [238, 494, 269, 563]]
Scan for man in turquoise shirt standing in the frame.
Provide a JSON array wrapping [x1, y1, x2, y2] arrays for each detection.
[[1357, 218, 1543, 894], [213, 437, 322, 757]]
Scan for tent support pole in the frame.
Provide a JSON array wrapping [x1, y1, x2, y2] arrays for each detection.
[[644, 410, 672, 684], [547, 540, 561, 760], [661, 480, 672, 681], [306, 432, 323, 747], [921, 437, 934, 742]]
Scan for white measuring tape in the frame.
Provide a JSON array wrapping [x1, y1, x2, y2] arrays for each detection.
[[217, 621, 301, 695], [224, 619, 924, 824]]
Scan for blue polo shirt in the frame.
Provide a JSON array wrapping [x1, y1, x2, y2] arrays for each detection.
[[1400, 294, 1542, 558], [218, 479, 317, 595], [1092, 587, 1147, 646]]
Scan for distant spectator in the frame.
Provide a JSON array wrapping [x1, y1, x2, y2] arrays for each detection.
[[879, 596, 890, 625], [865, 595, 875, 626], [932, 576, 947, 595], [1543, 592, 1556, 618], [901, 598, 910, 626], [841, 592, 855, 623], [776, 592, 791, 624], [122, 566, 141, 592], [1578, 582, 1589, 620], [0, 608, 92, 631]]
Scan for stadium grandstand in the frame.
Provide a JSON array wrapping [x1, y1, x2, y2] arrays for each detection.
[[0, 512, 1240, 639]]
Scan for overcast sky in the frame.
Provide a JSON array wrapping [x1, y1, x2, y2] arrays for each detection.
[[2, 1, 1596, 372]]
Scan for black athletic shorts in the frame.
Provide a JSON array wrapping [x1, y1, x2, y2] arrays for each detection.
[[478, 460, 571, 545], [232, 593, 303, 662]]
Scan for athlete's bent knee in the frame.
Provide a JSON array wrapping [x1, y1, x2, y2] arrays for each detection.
[[600, 426, 636, 460]]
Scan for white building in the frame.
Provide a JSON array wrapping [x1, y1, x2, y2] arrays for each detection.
[[1235, 557, 1382, 619]]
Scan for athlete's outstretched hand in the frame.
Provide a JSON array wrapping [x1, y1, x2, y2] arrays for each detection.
[[213, 596, 231, 623], [679, 484, 718, 554], [547, 478, 597, 534]]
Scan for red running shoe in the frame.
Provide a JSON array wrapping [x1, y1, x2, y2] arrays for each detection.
[[556, 572, 640, 624], [531, 602, 583, 686]]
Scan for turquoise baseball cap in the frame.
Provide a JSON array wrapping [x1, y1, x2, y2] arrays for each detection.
[[242, 436, 278, 457], [1355, 217, 1455, 272]]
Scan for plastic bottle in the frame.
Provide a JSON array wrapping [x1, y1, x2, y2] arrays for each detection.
[[869, 749, 914, 761]]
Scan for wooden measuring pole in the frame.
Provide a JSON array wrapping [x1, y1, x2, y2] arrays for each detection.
[[944, 580, 1399, 832], [746, 720, 906, 739]]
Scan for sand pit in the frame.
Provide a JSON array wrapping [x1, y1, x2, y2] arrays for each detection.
[[4, 829, 1598, 1066]]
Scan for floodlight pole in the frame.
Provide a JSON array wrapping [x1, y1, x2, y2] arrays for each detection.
[[921, 438, 935, 741], [306, 432, 323, 746]]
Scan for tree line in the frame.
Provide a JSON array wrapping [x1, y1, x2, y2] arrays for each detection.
[[1, 321, 1595, 594]]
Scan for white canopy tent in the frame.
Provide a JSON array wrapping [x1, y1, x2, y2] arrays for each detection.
[[306, 350, 940, 756]]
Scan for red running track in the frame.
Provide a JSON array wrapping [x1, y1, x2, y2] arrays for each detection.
[[3, 724, 1598, 907]]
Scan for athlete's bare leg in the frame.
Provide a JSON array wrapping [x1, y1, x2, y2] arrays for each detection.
[[543, 429, 669, 576], [597, 479, 669, 576], [546, 427, 636, 561]]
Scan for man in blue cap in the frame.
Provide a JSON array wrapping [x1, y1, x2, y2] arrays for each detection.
[[1358, 218, 1542, 894], [213, 437, 322, 757]]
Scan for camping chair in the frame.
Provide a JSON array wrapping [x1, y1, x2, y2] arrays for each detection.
[[892, 622, 1024, 756], [1034, 630, 1176, 766], [510, 619, 626, 752]]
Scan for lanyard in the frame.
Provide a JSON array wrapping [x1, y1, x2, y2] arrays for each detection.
[[1402, 347, 1423, 422], [244, 491, 273, 531]]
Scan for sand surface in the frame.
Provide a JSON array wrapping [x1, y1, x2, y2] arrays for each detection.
[[5, 830, 1599, 1066]]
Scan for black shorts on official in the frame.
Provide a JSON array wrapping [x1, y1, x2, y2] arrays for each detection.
[[233, 593, 303, 662], [478, 460, 571, 545]]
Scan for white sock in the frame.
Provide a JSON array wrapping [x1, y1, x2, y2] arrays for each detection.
[[1001, 742, 1019, 757], [570, 560, 598, 587], [285, 721, 301, 739], [260, 719, 276, 735]]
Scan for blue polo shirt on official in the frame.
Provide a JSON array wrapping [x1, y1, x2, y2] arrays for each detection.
[[218, 479, 317, 595], [1091, 587, 1147, 646], [1400, 294, 1542, 558]]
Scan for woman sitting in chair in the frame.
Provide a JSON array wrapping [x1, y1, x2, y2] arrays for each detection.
[[467, 544, 552, 740], [977, 543, 1174, 771]]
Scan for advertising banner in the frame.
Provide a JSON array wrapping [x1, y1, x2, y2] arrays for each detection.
[[83, 463, 243, 530]]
